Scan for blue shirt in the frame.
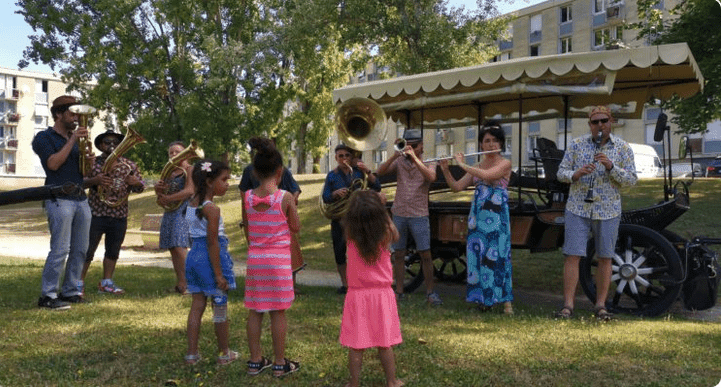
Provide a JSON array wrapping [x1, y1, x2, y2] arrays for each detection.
[[322, 166, 381, 204], [557, 133, 637, 220], [31, 127, 86, 200], [238, 164, 301, 194]]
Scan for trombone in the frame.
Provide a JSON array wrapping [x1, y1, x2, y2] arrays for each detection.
[[423, 149, 502, 163]]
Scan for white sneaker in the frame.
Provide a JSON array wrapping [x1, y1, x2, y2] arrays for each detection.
[[98, 280, 125, 294]]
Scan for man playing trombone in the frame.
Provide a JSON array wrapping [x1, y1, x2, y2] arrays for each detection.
[[321, 144, 381, 294], [376, 129, 442, 306]]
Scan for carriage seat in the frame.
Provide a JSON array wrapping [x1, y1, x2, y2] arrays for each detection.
[[534, 137, 569, 204]]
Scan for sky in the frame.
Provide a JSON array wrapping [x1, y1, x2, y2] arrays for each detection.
[[0, 0, 543, 75]]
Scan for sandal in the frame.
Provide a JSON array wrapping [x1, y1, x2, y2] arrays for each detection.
[[555, 306, 573, 319], [217, 350, 239, 365], [272, 358, 300, 378], [503, 303, 514, 315], [594, 306, 614, 322], [184, 354, 201, 365], [247, 356, 273, 375]]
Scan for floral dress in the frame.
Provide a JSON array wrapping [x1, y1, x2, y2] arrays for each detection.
[[466, 177, 513, 306]]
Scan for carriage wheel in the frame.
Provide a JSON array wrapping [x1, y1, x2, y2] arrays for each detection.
[[401, 249, 424, 293], [402, 245, 468, 293], [579, 224, 683, 317]]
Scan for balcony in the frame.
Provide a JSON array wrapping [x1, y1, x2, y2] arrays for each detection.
[[7, 139, 18, 148], [4, 163, 16, 174], [1, 89, 20, 101]]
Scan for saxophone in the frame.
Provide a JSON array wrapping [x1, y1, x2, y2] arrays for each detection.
[[97, 127, 147, 207], [157, 140, 204, 211]]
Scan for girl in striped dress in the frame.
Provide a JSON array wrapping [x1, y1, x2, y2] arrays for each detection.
[[184, 159, 237, 365], [242, 141, 301, 377]]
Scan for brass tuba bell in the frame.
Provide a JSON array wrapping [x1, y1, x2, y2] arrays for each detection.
[[335, 97, 387, 152], [97, 127, 147, 207]]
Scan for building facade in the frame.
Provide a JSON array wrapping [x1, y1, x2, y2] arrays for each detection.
[[0, 68, 105, 190]]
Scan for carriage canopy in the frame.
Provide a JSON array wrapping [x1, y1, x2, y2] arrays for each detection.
[[333, 43, 703, 126]]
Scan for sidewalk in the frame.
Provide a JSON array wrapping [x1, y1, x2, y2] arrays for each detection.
[[2, 208, 718, 322]]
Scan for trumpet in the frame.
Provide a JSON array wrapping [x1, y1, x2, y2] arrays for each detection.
[[423, 149, 502, 163], [97, 127, 146, 207], [69, 104, 97, 176]]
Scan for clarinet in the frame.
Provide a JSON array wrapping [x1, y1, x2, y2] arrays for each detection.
[[584, 134, 603, 203]]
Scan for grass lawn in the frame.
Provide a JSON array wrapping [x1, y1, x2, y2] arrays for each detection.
[[0, 177, 720, 386]]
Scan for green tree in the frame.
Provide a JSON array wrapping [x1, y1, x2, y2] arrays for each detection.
[[17, 0, 284, 172], [632, 0, 721, 133]]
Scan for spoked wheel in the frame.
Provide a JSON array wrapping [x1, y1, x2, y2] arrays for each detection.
[[400, 248, 424, 293], [580, 224, 684, 317], [402, 244, 468, 293]]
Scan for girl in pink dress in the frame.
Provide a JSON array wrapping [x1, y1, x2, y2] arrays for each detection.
[[340, 190, 403, 387], [242, 141, 301, 377]]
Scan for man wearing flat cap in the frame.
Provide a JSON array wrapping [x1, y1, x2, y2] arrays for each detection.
[[31, 95, 95, 309], [80, 130, 144, 295], [556, 105, 637, 321], [377, 129, 442, 306]]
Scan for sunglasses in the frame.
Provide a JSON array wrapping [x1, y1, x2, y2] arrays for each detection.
[[337, 153, 352, 158], [103, 138, 120, 145], [590, 118, 610, 125]]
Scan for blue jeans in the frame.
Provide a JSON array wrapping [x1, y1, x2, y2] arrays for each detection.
[[42, 198, 91, 298]]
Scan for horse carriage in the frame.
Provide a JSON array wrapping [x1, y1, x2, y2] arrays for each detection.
[[332, 43, 720, 317]]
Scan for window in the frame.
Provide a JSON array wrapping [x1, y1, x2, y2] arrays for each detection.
[[528, 121, 540, 134], [594, 0, 605, 13], [560, 5, 572, 22], [703, 120, 721, 154], [465, 141, 477, 165], [42, 80, 48, 93], [465, 126, 476, 141], [373, 149, 387, 164], [558, 118, 572, 132], [559, 37, 572, 54], [530, 45, 540, 57], [594, 26, 624, 48], [502, 125, 513, 156], [495, 52, 511, 62], [530, 14, 542, 33]]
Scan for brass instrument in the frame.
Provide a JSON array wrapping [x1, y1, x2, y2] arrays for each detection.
[[69, 104, 97, 176], [157, 140, 204, 212], [97, 127, 147, 207], [320, 97, 386, 220]]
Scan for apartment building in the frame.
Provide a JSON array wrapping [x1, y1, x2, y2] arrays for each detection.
[[0, 68, 105, 190], [328, 0, 720, 174]]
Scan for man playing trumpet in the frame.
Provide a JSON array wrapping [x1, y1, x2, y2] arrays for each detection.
[[376, 129, 442, 306], [321, 144, 381, 293], [81, 130, 144, 295], [31, 95, 95, 309]]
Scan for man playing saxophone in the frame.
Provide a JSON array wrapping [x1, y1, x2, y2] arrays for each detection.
[[31, 95, 95, 309], [81, 130, 145, 295], [321, 144, 381, 294]]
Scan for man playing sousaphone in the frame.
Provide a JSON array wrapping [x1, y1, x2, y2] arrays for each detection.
[[81, 130, 145, 295], [321, 144, 381, 294]]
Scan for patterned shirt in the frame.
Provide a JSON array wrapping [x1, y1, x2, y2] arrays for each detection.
[[557, 133, 637, 220], [87, 154, 144, 219], [387, 157, 437, 217]]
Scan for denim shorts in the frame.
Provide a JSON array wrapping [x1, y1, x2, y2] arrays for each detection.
[[563, 211, 620, 258], [391, 215, 431, 252]]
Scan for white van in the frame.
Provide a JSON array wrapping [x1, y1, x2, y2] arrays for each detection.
[[628, 143, 662, 179]]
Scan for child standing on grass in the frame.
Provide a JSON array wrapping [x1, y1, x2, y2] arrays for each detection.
[[340, 190, 403, 387], [242, 141, 301, 377], [184, 159, 238, 366]]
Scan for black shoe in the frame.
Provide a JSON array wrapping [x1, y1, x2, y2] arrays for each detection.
[[38, 296, 71, 310], [59, 294, 88, 304], [336, 286, 347, 294]]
